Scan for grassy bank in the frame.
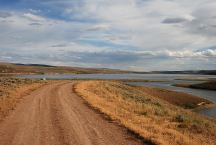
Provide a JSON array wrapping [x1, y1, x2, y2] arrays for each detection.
[[174, 81, 216, 91], [75, 80, 216, 145], [135, 86, 212, 109], [0, 78, 46, 121]]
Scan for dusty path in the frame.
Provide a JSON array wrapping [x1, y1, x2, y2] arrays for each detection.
[[0, 82, 144, 145]]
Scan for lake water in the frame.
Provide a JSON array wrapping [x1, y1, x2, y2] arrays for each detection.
[[17, 73, 216, 119]]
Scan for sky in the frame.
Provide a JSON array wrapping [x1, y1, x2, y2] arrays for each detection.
[[0, 0, 216, 71]]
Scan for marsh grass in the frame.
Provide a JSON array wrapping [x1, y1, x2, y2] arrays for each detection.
[[75, 80, 216, 145]]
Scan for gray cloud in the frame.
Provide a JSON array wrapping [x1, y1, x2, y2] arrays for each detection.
[[86, 24, 110, 32], [162, 17, 188, 24], [51, 44, 68, 47], [0, 47, 215, 71], [0, 11, 12, 18], [29, 22, 43, 26], [184, 2, 216, 37]]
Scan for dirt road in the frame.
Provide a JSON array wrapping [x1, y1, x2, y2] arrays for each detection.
[[0, 82, 144, 145]]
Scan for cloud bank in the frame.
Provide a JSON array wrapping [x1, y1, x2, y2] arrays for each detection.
[[0, 0, 216, 71]]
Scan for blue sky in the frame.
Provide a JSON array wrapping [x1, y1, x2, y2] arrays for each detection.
[[0, 0, 216, 71]]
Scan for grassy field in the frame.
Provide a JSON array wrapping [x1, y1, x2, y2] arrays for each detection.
[[174, 81, 216, 91], [0, 78, 46, 121], [75, 80, 216, 145]]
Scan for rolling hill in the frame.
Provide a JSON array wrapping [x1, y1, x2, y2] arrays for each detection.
[[0, 62, 130, 75]]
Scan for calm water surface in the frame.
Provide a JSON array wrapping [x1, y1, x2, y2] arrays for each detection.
[[17, 73, 216, 119]]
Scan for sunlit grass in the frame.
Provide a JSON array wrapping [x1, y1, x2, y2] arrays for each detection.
[[75, 80, 216, 145]]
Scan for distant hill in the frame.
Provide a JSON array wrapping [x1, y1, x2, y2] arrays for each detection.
[[0, 62, 215, 75], [151, 70, 216, 75], [14, 63, 55, 68], [0, 62, 130, 75], [131, 70, 216, 75]]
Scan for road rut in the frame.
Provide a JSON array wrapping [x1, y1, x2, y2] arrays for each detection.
[[0, 82, 144, 145]]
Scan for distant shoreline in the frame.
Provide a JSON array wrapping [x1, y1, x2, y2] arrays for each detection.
[[174, 81, 216, 91], [1, 62, 216, 75]]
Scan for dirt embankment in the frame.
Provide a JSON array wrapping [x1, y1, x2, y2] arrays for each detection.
[[136, 86, 212, 109], [75, 80, 216, 145]]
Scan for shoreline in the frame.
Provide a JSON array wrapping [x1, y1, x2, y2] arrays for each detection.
[[132, 85, 214, 110], [193, 103, 216, 111], [173, 81, 216, 91], [126, 82, 216, 119]]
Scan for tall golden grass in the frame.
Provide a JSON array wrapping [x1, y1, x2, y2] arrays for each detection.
[[75, 80, 216, 145]]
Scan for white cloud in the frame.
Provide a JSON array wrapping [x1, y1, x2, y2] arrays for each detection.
[[86, 24, 110, 31], [64, 0, 216, 52], [23, 13, 45, 22]]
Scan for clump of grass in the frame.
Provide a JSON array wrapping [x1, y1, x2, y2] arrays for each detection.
[[175, 114, 189, 123], [75, 80, 216, 145], [183, 103, 197, 109], [139, 111, 148, 116], [154, 107, 168, 116], [174, 114, 211, 134]]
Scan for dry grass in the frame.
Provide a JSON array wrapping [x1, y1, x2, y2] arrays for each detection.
[[75, 80, 216, 145], [135, 86, 212, 109], [0, 78, 46, 121]]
